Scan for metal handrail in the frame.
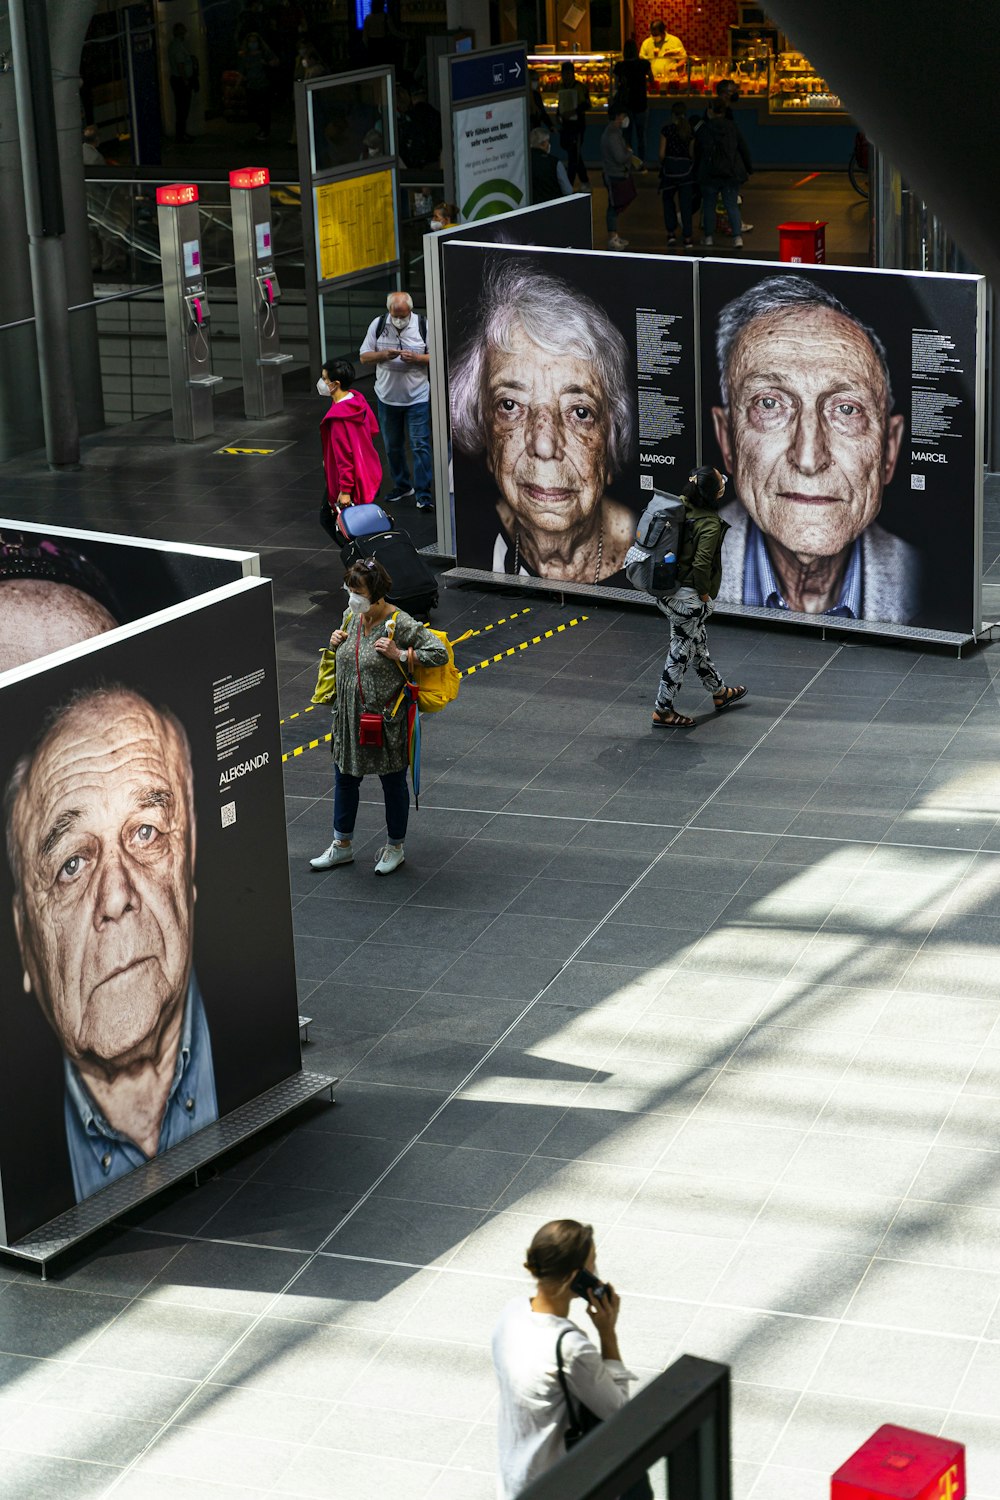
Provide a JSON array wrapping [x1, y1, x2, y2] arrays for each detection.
[[0, 244, 305, 331], [519, 1355, 732, 1500]]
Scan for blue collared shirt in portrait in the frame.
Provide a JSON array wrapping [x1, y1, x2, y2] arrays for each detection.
[[63, 974, 219, 1202], [743, 519, 863, 619]]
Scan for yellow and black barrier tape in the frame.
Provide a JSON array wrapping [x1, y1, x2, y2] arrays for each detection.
[[460, 616, 588, 678], [281, 613, 588, 762], [280, 609, 533, 724]]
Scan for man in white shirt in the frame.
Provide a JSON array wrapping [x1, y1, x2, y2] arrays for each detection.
[[359, 290, 433, 510], [639, 19, 687, 82]]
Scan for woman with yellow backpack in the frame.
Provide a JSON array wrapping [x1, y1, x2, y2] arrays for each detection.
[[310, 557, 458, 877]]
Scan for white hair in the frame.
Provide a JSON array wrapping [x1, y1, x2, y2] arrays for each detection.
[[386, 290, 413, 312], [449, 257, 635, 476]]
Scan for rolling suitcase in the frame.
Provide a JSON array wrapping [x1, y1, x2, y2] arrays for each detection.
[[318, 497, 393, 547], [342, 528, 439, 618]]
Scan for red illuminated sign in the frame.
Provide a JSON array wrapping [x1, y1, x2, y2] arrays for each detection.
[[832, 1426, 965, 1500], [229, 168, 271, 189], [155, 184, 199, 206]]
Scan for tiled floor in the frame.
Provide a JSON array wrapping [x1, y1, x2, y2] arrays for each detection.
[[2, 379, 1000, 1498]]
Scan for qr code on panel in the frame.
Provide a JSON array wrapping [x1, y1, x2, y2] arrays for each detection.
[[911, 474, 926, 490], [221, 801, 237, 828], [640, 474, 653, 490]]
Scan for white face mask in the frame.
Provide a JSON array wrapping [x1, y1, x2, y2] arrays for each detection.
[[621, 115, 630, 129], [317, 376, 331, 397], [347, 590, 371, 614], [430, 219, 444, 231], [389, 313, 410, 330]]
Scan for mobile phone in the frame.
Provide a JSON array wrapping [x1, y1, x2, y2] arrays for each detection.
[[570, 1267, 607, 1302]]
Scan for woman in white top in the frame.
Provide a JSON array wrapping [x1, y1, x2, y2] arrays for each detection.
[[491, 1219, 637, 1499]]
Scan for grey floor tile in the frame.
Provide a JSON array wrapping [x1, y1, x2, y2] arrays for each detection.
[[622, 1170, 770, 1241], [309, 1082, 449, 1142], [713, 1243, 869, 1320], [657, 1117, 804, 1185], [313, 1401, 472, 1465], [878, 1199, 1000, 1273], [345, 1036, 491, 1093], [0, 1284, 129, 1361], [494, 1155, 649, 1225], [276, 1258, 438, 1332], [767, 1391, 951, 1477], [135, 1424, 298, 1490], [423, 1098, 565, 1155], [375, 1142, 528, 1211], [249, 1129, 402, 1196], [193, 1180, 356, 1252], [80, 1299, 257, 1380], [210, 1318, 383, 1398], [0, 1400, 160, 1466], [845, 1256, 1000, 1337], [744, 1184, 901, 1257], [342, 1334, 495, 1421], [679, 1305, 834, 1390], [0, 1452, 120, 1500], [432, 952, 561, 1001], [808, 1322, 973, 1407], [507, 877, 628, 921], [173, 1380, 334, 1443], [385, 993, 527, 1047], [535, 1108, 684, 1170], [779, 1131, 928, 1198], [468, 913, 597, 962], [140, 1239, 309, 1314], [324, 1198, 484, 1266]]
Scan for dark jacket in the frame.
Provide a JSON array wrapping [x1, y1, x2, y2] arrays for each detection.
[[694, 117, 752, 186], [677, 499, 729, 599], [530, 145, 563, 202], [612, 57, 653, 114]]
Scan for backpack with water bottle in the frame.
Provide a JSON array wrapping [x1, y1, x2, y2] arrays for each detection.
[[624, 490, 687, 600]]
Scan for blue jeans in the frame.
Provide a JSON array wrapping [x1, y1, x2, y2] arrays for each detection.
[[625, 111, 647, 162], [377, 397, 432, 502], [702, 182, 741, 236], [334, 764, 409, 844], [662, 182, 695, 239]]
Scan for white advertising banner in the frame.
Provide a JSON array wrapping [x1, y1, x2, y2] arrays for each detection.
[[453, 98, 529, 223]]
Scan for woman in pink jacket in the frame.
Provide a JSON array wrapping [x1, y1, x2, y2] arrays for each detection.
[[319, 359, 383, 519]]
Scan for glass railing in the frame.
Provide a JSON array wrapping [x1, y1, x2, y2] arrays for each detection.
[[519, 1355, 732, 1500]]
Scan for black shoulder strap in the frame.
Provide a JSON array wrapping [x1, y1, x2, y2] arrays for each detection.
[[418, 313, 427, 346], [556, 1328, 581, 1429], [376, 312, 388, 338]]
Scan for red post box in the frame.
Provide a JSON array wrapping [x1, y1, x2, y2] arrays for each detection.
[[778, 219, 828, 264], [832, 1424, 965, 1500]]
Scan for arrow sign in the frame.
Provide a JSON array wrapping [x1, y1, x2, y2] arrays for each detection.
[[508, 60, 522, 79]]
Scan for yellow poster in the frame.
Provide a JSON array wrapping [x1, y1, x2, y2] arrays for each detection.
[[315, 170, 397, 283]]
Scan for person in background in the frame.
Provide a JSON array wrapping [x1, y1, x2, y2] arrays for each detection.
[[529, 70, 553, 133], [167, 22, 196, 144], [359, 291, 433, 511], [695, 98, 752, 247], [362, 0, 405, 69], [529, 126, 573, 202], [239, 31, 278, 143], [612, 39, 653, 163], [659, 100, 696, 247], [492, 1220, 637, 1500], [396, 82, 442, 170], [639, 18, 687, 84], [557, 61, 590, 190], [601, 104, 637, 250], [318, 359, 383, 540], [310, 558, 447, 877], [288, 42, 326, 143], [429, 200, 458, 229], [651, 467, 748, 727]]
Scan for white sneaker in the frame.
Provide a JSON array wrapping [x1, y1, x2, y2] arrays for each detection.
[[608, 233, 629, 250], [741, 222, 754, 232], [732, 236, 744, 247], [702, 235, 714, 246], [374, 843, 405, 876], [309, 840, 354, 870]]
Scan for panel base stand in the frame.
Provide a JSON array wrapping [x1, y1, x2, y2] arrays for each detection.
[[0, 1069, 336, 1273], [442, 568, 979, 650]]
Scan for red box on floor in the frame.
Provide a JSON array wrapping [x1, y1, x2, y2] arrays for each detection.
[[831, 1425, 965, 1500], [778, 219, 827, 263]]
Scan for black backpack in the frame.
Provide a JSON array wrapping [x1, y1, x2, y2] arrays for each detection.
[[701, 121, 734, 179], [624, 490, 686, 598]]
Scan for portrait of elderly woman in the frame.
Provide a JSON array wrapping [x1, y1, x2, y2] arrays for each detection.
[[449, 258, 637, 586]]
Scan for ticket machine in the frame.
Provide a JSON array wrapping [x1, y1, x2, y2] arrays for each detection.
[[229, 167, 293, 419], [156, 184, 221, 442]]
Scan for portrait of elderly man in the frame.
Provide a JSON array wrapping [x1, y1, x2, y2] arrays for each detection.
[[0, 532, 119, 675], [450, 259, 637, 586], [3, 685, 217, 1202], [710, 274, 917, 622]]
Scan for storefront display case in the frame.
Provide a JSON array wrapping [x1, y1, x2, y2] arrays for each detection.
[[769, 51, 846, 112], [529, 52, 619, 111], [686, 55, 769, 97]]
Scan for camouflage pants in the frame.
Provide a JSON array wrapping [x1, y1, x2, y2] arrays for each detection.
[[655, 589, 725, 709]]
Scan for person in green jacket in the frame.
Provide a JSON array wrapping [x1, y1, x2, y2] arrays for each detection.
[[652, 467, 748, 727]]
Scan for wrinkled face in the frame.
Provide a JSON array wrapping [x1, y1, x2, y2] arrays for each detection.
[[0, 579, 117, 674], [10, 693, 196, 1070], [484, 324, 610, 537], [713, 305, 904, 559]]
